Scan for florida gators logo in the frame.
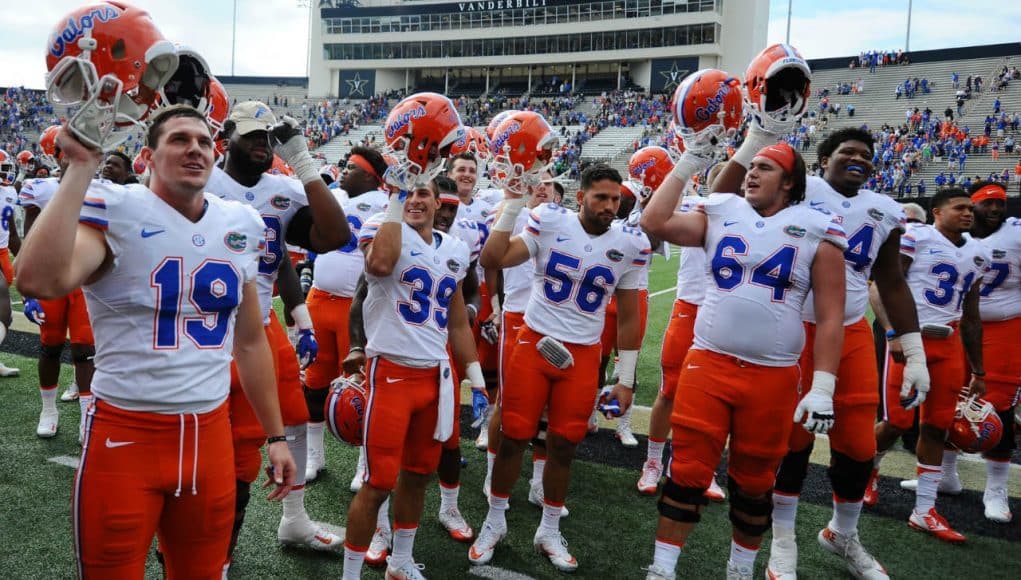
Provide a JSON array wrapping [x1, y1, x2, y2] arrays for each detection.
[[271, 195, 291, 210], [49, 5, 121, 58], [385, 105, 426, 140], [224, 232, 247, 253], [694, 81, 737, 122], [630, 158, 657, 178], [491, 122, 522, 153]]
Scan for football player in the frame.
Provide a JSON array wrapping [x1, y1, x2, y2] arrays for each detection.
[[871, 187, 989, 543], [16, 106, 296, 579], [206, 101, 349, 558], [470, 163, 650, 572], [99, 151, 137, 185], [640, 141, 847, 580], [303, 146, 389, 485], [0, 151, 20, 377]]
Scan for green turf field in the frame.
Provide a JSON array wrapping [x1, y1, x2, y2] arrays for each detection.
[[2, 249, 1019, 578]]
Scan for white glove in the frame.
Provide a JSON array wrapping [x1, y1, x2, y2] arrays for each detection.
[[898, 332, 930, 410], [271, 115, 318, 184], [669, 150, 714, 184], [794, 371, 836, 434], [730, 119, 784, 169], [383, 190, 407, 223]]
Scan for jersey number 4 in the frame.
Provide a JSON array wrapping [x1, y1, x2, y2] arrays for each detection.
[[711, 235, 797, 301], [152, 258, 241, 349]]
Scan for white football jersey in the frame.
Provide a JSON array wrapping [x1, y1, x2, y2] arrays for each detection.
[[18, 177, 59, 210], [501, 209, 537, 314], [522, 203, 651, 345], [78, 181, 265, 413], [616, 207, 654, 290], [901, 224, 990, 326], [476, 188, 504, 207], [802, 177, 906, 325], [312, 189, 389, 297], [693, 194, 848, 366], [360, 217, 471, 362], [975, 218, 1021, 321], [449, 218, 484, 264], [457, 196, 495, 228], [675, 196, 707, 305], [206, 167, 308, 322], [0, 185, 18, 249]]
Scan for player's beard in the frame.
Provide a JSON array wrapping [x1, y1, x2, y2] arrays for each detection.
[[228, 142, 273, 176]]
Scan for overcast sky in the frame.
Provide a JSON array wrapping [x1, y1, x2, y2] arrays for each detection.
[[3, 0, 1018, 89]]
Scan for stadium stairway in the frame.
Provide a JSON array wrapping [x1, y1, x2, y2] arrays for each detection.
[[580, 126, 645, 163]]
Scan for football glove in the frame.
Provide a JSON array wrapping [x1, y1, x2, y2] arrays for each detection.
[[23, 298, 45, 325], [597, 386, 623, 419], [471, 389, 490, 427], [899, 332, 930, 410], [479, 320, 499, 345], [270, 115, 318, 184], [296, 329, 318, 369], [794, 371, 836, 434]]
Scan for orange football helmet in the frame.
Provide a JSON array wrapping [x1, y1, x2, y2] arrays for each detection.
[[744, 43, 812, 123], [16, 150, 35, 170], [485, 110, 518, 141], [489, 111, 559, 195], [206, 78, 230, 136], [0, 151, 15, 185], [325, 375, 367, 447], [629, 146, 675, 198], [670, 69, 743, 142], [45, 1, 179, 151], [450, 127, 491, 166], [156, 46, 228, 136], [38, 125, 62, 167], [382, 92, 464, 189], [947, 396, 1003, 454]]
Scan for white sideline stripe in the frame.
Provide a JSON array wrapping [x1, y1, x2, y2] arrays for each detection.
[[468, 565, 537, 580], [813, 434, 1021, 472], [48, 455, 80, 469], [649, 286, 677, 298]]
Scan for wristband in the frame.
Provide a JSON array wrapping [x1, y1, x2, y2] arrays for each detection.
[[290, 154, 320, 186], [885, 329, 896, 339], [616, 349, 639, 389], [810, 370, 837, 397], [898, 332, 925, 360], [466, 304, 478, 319], [492, 198, 525, 232], [349, 346, 365, 353], [383, 193, 406, 223], [290, 303, 313, 331], [267, 435, 287, 445], [465, 361, 486, 389]]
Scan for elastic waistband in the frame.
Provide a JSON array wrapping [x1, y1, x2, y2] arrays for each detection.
[[310, 287, 353, 301], [92, 399, 228, 428]]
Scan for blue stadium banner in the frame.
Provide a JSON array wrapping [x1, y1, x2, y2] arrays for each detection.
[[649, 57, 699, 94], [339, 70, 375, 98]]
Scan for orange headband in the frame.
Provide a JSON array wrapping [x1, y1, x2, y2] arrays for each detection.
[[971, 184, 1007, 204], [349, 154, 381, 182], [439, 193, 460, 206], [755, 142, 796, 175]]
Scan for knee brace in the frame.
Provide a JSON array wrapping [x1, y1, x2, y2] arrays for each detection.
[[40, 343, 64, 361], [728, 480, 773, 536], [533, 416, 549, 444], [774, 443, 814, 495], [71, 346, 95, 365], [659, 480, 707, 523], [304, 384, 329, 423], [986, 408, 1017, 458], [828, 450, 874, 502]]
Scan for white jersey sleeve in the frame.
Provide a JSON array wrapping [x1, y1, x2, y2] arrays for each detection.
[[977, 217, 1021, 321], [0, 186, 18, 249], [675, 196, 707, 305], [450, 218, 484, 264], [902, 225, 990, 325], [693, 195, 847, 366], [497, 206, 535, 314], [311, 189, 389, 297], [18, 177, 58, 210], [78, 182, 265, 413]]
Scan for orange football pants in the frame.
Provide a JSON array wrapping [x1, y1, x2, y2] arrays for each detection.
[[982, 317, 1021, 411], [362, 356, 443, 490], [670, 349, 801, 495], [658, 299, 699, 398], [304, 287, 353, 390], [229, 315, 309, 483], [789, 319, 878, 461], [74, 399, 234, 580], [473, 282, 499, 371], [883, 327, 967, 431], [599, 289, 650, 357], [39, 287, 94, 346], [498, 310, 526, 392], [500, 324, 602, 444], [0, 247, 12, 285]]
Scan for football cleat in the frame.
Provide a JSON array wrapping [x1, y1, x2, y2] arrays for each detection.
[[725, 561, 753, 580], [908, 508, 966, 544], [277, 516, 343, 552], [305, 444, 325, 482], [818, 527, 889, 579], [528, 481, 569, 517], [983, 487, 1012, 523], [366, 527, 392, 566], [644, 563, 676, 580], [705, 478, 726, 502], [616, 421, 638, 448], [899, 472, 963, 495], [766, 527, 798, 580], [438, 507, 474, 542], [60, 382, 79, 402], [468, 521, 506, 565], [36, 409, 58, 438], [637, 459, 664, 495], [385, 556, 426, 580], [0, 362, 20, 377], [350, 447, 367, 493], [863, 468, 879, 507], [533, 529, 578, 572]]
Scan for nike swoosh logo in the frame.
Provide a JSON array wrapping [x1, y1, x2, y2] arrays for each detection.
[[314, 535, 334, 545], [724, 220, 738, 226], [678, 314, 691, 318], [556, 236, 570, 242], [928, 249, 942, 254], [686, 364, 700, 369], [411, 250, 423, 256], [385, 377, 404, 383], [105, 438, 134, 448], [518, 340, 531, 344], [140, 228, 165, 238]]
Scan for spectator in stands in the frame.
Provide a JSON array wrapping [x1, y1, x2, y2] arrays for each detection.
[[952, 72, 960, 89], [847, 104, 855, 117], [1006, 135, 1015, 155], [917, 179, 926, 196], [992, 141, 1000, 161]]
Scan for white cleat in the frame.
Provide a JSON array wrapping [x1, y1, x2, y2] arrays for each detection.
[[385, 556, 427, 580], [0, 362, 20, 377], [533, 528, 578, 572], [528, 480, 569, 517], [468, 521, 506, 565], [438, 506, 474, 542], [350, 448, 367, 493], [637, 459, 664, 495], [644, 563, 676, 580], [818, 527, 889, 579], [898, 473, 963, 495], [36, 409, 58, 438], [616, 422, 638, 448], [726, 562, 753, 580], [366, 527, 391, 566], [983, 487, 1012, 523], [306, 444, 325, 482], [766, 528, 798, 580], [705, 477, 727, 502], [277, 516, 344, 552], [60, 383, 79, 402]]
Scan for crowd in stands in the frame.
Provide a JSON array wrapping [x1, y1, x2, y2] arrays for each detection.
[[852, 49, 910, 71], [301, 94, 391, 149], [1, 87, 63, 159]]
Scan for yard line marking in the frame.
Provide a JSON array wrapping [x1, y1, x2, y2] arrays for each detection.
[[468, 565, 537, 580], [47, 455, 79, 469], [649, 286, 677, 298]]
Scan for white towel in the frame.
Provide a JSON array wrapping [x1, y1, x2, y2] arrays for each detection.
[[433, 359, 455, 441]]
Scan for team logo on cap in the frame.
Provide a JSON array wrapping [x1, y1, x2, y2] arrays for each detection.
[[225, 232, 248, 253], [784, 225, 806, 238], [271, 195, 291, 210]]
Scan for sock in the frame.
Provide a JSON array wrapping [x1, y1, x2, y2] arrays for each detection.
[[942, 450, 959, 477], [78, 394, 93, 417], [343, 543, 367, 580], [986, 458, 1010, 492], [652, 538, 683, 573], [486, 493, 510, 530], [40, 385, 57, 412], [539, 499, 563, 534], [830, 494, 863, 536], [915, 462, 941, 513], [486, 450, 496, 483], [531, 457, 546, 485], [729, 537, 759, 570], [282, 486, 308, 520], [377, 497, 391, 531], [647, 438, 666, 463], [390, 523, 417, 568], [771, 492, 799, 533], [439, 482, 459, 512], [307, 421, 325, 454]]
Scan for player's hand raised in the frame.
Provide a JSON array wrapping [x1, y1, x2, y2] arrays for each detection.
[[56, 127, 103, 167]]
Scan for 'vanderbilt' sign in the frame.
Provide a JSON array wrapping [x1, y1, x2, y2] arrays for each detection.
[[457, 0, 548, 11], [322, 0, 573, 17]]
